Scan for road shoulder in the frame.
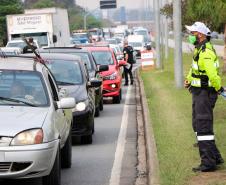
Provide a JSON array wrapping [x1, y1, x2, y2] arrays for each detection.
[[136, 70, 160, 185]]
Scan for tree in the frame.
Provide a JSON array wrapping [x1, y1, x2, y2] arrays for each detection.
[[55, 0, 75, 8], [24, 0, 74, 8], [161, 0, 226, 72], [24, 0, 39, 8], [161, 0, 226, 32], [32, 0, 56, 8], [68, 7, 102, 31], [0, 0, 23, 46]]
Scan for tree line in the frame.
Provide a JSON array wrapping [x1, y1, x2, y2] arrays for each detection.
[[161, 0, 226, 33], [0, 0, 102, 46]]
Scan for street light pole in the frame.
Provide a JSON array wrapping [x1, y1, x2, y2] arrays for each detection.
[[173, 0, 183, 88], [154, 0, 161, 69], [83, 7, 99, 30], [163, 0, 169, 59], [84, 13, 88, 30]]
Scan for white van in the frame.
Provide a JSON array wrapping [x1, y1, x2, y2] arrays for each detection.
[[127, 35, 145, 57]]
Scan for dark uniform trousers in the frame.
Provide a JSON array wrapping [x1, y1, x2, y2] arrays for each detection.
[[124, 63, 133, 84], [192, 87, 222, 168]]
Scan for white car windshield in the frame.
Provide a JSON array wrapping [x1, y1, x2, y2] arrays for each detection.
[[0, 70, 49, 107]]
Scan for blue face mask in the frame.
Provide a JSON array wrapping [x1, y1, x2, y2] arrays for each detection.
[[188, 35, 197, 45]]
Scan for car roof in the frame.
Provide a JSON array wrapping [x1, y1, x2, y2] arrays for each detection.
[[40, 48, 93, 56], [82, 46, 112, 52], [22, 53, 81, 61], [0, 56, 44, 71], [41, 47, 87, 52]]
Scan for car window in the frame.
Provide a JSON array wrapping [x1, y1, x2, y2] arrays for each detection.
[[91, 51, 114, 65], [112, 52, 118, 64], [47, 59, 83, 85], [0, 70, 49, 106], [47, 73, 59, 102], [6, 42, 26, 49], [69, 52, 94, 72]]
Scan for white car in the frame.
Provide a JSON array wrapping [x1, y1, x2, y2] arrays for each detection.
[[0, 47, 22, 55], [6, 40, 40, 52], [0, 56, 75, 185]]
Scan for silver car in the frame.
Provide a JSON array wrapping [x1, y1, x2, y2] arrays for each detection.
[[0, 56, 75, 185]]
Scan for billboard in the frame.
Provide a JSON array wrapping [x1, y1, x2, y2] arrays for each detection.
[[7, 14, 52, 34]]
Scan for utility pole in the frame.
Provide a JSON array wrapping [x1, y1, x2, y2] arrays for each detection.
[[84, 7, 99, 30], [84, 13, 88, 30], [163, 0, 169, 59], [154, 0, 161, 69], [173, 0, 183, 88]]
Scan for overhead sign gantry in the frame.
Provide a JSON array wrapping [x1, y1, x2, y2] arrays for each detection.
[[100, 0, 117, 9]]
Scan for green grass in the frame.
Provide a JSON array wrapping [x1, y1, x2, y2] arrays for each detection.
[[211, 39, 224, 46], [141, 48, 226, 185]]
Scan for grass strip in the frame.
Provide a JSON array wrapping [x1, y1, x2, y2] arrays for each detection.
[[141, 48, 226, 185]]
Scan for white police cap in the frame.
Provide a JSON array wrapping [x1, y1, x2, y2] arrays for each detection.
[[185, 22, 211, 36]]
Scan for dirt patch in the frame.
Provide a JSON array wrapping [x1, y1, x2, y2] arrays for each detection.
[[188, 169, 226, 185]]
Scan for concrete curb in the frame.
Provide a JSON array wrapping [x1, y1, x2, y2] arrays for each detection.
[[135, 71, 148, 185], [136, 70, 160, 185]]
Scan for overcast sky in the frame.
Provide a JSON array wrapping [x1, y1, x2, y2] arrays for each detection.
[[75, 0, 153, 10]]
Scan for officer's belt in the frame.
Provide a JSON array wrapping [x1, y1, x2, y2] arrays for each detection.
[[191, 73, 208, 79]]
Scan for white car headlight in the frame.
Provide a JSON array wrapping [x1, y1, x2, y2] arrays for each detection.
[[11, 129, 43, 146], [72, 100, 88, 112]]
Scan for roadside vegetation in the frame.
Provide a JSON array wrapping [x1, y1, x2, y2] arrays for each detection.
[[141, 48, 226, 185], [0, 0, 103, 46]]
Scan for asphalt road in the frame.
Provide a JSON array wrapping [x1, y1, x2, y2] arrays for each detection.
[[0, 75, 138, 185]]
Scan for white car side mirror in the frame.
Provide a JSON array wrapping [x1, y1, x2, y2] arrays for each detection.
[[57, 97, 76, 109]]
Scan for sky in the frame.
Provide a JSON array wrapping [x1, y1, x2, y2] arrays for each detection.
[[75, 0, 153, 10]]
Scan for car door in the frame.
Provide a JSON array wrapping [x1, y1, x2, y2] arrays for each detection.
[[82, 63, 95, 115], [46, 71, 70, 146]]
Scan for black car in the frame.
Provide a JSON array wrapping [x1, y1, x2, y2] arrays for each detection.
[[39, 53, 102, 144], [41, 47, 108, 117]]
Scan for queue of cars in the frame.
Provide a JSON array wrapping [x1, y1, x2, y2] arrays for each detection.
[[0, 41, 126, 184], [0, 56, 75, 185]]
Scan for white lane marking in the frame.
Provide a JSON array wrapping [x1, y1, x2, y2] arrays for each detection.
[[109, 86, 132, 185]]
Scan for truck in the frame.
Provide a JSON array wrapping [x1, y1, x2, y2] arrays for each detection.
[[113, 25, 129, 38], [6, 7, 70, 48]]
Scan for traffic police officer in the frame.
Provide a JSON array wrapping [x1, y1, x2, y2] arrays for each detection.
[[185, 22, 224, 172], [123, 40, 134, 86]]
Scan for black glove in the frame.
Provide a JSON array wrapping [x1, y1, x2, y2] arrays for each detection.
[[217, 87, 224, 95]]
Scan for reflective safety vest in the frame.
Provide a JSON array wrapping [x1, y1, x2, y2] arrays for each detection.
[[187, 41, 221, 91]]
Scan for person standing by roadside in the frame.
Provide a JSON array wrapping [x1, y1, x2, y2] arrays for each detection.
[[123, 40, 134, 86], [184, 22, 224, 172]]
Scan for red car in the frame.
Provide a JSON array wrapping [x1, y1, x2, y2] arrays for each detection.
[[83, 46, 126, 103]]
